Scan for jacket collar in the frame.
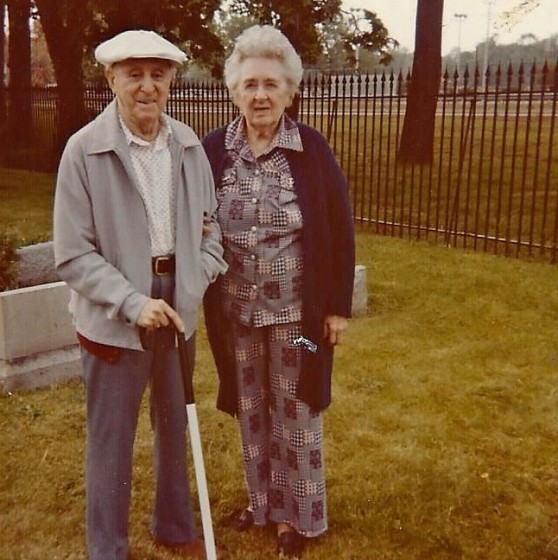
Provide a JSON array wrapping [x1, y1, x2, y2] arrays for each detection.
[[86, 99, 201, 155]]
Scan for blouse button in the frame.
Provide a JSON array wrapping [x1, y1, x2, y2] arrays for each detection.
[[250, 226, 257, 232], [251, 197, 258, 204], [250, 254, 256, 260]]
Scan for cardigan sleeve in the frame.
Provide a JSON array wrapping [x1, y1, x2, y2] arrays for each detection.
[[201, 127, 239, 416]]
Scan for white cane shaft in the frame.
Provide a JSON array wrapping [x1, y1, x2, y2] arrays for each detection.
[[186, 404, 217, 560]]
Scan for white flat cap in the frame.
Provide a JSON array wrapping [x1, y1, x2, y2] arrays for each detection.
[[94, 30, 187, 67]]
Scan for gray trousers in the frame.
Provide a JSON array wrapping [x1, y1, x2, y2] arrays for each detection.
[[231, 320, 327, 538], [81, 275, 197, 560]]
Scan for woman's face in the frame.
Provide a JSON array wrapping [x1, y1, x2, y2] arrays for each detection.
[[233, 57, 292, 133]]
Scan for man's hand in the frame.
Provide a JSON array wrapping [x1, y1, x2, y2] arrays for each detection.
[[323, 315, 348, 346], [137, 298, 184, 333]]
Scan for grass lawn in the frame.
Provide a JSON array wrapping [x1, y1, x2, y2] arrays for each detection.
[[0, 168, 55, 245], [1, 231, 557, 559]]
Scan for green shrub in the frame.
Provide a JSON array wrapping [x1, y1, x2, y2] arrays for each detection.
[[0, 232, 19, 292]]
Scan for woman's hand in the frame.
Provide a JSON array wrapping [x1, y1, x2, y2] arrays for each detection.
[[202, 212, 211, 237], [323, 315, 348, 346]]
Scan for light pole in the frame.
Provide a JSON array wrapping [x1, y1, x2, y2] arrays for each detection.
[[483, 0, 495, 90], [454, 13, 468, 75]]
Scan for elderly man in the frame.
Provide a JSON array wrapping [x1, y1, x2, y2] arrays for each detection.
[[53, 30, 226, 560]]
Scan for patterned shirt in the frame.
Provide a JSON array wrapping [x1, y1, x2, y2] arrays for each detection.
[[119, 115, 175, 256], [218, 114, 305, 327]]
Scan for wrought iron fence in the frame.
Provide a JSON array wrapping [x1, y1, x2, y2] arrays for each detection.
[[301, 62, 558, 262], [1, 60, 557, 262]]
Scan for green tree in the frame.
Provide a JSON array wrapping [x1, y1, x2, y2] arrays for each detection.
[[228, 0, 342, 65], [212, 11, 259, 61], [86, 0, 223, 73], [343, 9, 396, 70], [318, 8, 396, 73], [33, 0, 223, 150], [317, 13, 351, 71]]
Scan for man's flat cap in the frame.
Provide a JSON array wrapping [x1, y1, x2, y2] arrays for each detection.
[[95, 30, 187, 67]]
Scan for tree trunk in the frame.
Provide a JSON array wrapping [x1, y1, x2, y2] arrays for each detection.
[[34, 0, 87, 153], [6, 0, 32, 146], [398, 0, 444, 165]]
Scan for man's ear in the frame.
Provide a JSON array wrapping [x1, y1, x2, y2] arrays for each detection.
[[105, 66, 116, 91]]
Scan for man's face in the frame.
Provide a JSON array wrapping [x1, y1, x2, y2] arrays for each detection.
[[105, 58, 174, 136]]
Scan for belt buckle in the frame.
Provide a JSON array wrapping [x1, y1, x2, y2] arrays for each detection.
[[154, 256, 170, 276]]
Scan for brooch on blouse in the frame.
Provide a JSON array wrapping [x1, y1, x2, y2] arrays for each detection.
[[293, 336, 318, 353]]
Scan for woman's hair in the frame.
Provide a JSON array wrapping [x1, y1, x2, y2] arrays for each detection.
[[224, 25, 303, 97]]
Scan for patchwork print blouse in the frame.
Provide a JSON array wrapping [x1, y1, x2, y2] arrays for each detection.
[[217, 114, 304, 327]]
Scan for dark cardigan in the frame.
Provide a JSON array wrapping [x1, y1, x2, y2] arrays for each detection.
[[202, 122, 355, 415]]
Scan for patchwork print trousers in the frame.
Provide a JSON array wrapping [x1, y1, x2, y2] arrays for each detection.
[[231, 320, 327, 537]]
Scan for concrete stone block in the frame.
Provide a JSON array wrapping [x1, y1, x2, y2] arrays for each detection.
[[0, 281, 80, 393], [0, 346, 81, 394], [16, 241, 58, 287], [352, 264, 368, 317], [0, 281, 75, 361]]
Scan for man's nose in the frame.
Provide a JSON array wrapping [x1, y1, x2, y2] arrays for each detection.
[[140, 76, 156, 92]]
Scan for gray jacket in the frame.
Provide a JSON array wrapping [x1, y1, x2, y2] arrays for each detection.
[[53, 100, 227, 349]]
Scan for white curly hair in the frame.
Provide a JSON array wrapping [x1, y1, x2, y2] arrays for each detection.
[[224, 25, 303, 98]]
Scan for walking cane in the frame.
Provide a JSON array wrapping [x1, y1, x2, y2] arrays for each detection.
[[176, 330, 217, 560]]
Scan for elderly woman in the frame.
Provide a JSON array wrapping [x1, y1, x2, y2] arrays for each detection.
[[203, 25, 355, 558]]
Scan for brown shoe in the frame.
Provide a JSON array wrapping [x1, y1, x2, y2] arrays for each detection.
[[153, 536, 206, 559]]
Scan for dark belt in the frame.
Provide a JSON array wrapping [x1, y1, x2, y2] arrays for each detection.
[[152, 255, 175, 276]]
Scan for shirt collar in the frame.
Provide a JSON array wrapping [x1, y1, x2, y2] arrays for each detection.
[[118, 114, 172, 150], [225, 114, 303, 156]]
